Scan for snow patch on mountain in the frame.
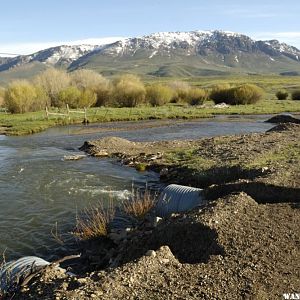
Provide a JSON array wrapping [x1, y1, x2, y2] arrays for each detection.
[[1, 30, 300, 73]]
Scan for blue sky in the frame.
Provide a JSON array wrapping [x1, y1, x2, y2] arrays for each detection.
[[1, 0, 300, 55]]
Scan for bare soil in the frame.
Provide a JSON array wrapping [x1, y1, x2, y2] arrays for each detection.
[[15, 193, 299, 300]]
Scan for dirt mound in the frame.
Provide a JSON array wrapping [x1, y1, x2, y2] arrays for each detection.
[[265, 113, 300, 124], [267, 122, 300, 132], [80, 136, 196, 157], [15, 193, 300, 300], [79, 137, 140, 155]]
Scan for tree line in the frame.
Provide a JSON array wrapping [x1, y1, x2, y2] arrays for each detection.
[[3, 68, 299, 114]]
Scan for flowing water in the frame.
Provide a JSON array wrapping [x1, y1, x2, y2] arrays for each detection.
[[0, 116, 274, 261]]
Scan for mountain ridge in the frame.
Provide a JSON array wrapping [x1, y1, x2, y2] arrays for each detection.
[[1, 30, 300, 79]]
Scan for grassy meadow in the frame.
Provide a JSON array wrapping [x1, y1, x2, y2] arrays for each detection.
[[0, 99, 300, 135], [0, 74, 299, 135]]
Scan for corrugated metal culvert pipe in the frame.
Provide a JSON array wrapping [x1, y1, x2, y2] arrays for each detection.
[[0, 256, 50, 293], [155, 184, 205, 217]]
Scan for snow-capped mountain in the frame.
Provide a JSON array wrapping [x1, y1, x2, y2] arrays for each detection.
[[0, 45, 100, 71], [1, 30, 300, 77], [92, 30, 300, 60]]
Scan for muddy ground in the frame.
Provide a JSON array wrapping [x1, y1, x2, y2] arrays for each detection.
[[9, 123, 300, 299]]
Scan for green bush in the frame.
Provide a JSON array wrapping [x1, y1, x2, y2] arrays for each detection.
[[209, 84, 232, 104], [231, 84, 264, 105], [78, 89, 97, 108], [33, 87, 51, 111], [34, 68, 70, 107], [112, 74, 146, 107], [186, 88, 207, 105], [276, 90, 289, 100], [71, 69, 109, 91], [95, 84, 113, 107], [57, 86, 81, 108], [210, 84, 263, 105], [291, 90, 300, 100], [4, 80, 49, 113], [146, 84, 173, 106]]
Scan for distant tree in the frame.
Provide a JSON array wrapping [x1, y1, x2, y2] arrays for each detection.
[[4, 80, 49, 113], [112, 74, 146, 107], [146, 84, 173, 106], [34, 68, 70, 107], [78, 89, 97, 108], [275, 90, 289, 100], [70, 69, 109, 91], [95, 83, 113, 107], [57, 86, 81, 108]]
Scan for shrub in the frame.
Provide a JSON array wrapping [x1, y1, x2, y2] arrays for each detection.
[[210, 84, 264, 105], [57, 86, 81, 108], [112, 74, 146, 107], [95, 84, 113, 107], [276, 90, 289, 100], [186, 88, 207, 105], [32, 87, 51, 111], [70, 69, 109, 91], [168, 81, 190, 103], [209, 84, 232, 104], [34, 68, 70, 107], [78, 89, 97, 108], [146, 84, 173, 106], [231, 84, 264, 105], [69, 70, 113, 107], [291, 90, 300, 100], [4, 80, 49, 113]]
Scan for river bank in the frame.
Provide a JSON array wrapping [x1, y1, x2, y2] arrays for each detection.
[[1, 100, 300, 135], [81, 122, 300, 193], [9, 121, 300, 299]]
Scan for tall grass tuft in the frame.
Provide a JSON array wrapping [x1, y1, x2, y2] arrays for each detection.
[[122, 189, 157, 220], [73, 199, 115, 240]]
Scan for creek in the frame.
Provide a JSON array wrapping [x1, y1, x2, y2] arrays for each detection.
[[0, 116, 274, 260]]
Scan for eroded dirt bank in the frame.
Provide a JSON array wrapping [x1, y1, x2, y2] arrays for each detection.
[[12, 123, 300, 299], [81, 123, 300, 195], [15, 193, 299, 299]]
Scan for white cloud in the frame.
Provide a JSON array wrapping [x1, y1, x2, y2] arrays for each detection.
[[0, 37, 126, 57], [251, 32, 300, 48]]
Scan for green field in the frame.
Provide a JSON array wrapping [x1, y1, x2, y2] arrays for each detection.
[[1, 99, 300, 136]]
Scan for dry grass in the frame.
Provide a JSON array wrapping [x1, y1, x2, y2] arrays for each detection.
[[72, 188, 157, 241], [0, 250, 13, 298], [72, 199, 115, 240], [122, 189, 157, 220]]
